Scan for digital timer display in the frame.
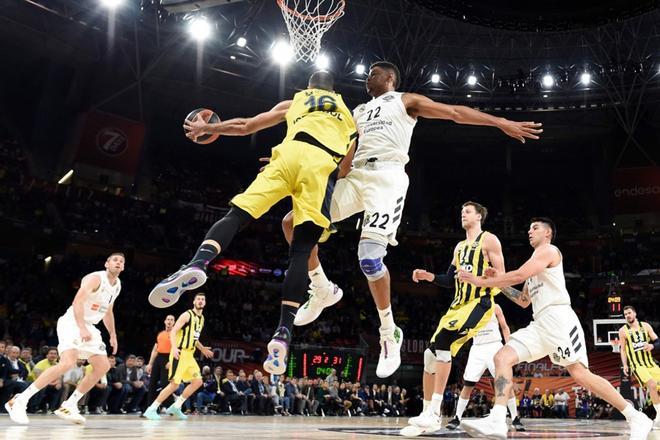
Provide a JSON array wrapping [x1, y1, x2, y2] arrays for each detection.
[[286, 349, 365, 382]]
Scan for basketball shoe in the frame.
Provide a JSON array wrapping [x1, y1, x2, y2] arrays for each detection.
[[376, 326, 403, 378], [400, 423, 442, 437], [5, 399, 29, 425], [408, 405, 441, 429], [445, 416, 461, 430], [263, 326, 290, 375], [54, 402, 86, 424], [294, 282, 343, 326], [143, 406, 161, 420], [166, 404, 188, 420], [149, 263, 207, 308]]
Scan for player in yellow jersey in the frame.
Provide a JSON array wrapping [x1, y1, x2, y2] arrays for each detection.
[[619, 305, 660, 429], [144, 292, 213, 420], [148, 71, 357, 376], [404, 201, 507, 432]]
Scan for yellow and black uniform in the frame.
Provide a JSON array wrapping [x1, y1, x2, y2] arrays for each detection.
[[231, 88, 357, 229], [169, 310, 205, 384], [622, 322, 660, 388], [430, 231, 500, 356]]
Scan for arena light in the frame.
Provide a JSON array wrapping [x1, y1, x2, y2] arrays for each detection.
[[466, 94, 472, 98], [467, 74, 477, 86], [431, 73, 440, 83], [58, 169, 74, 185], [315, 53, 330, 70], [542, 74, 555, 88], [44, 256, 52, 263], [355, 64, 366, 75], [236, 37, 247, 47], [100, 0, 123, 8], [580, 72, 592, 85], [272, 40, 294, 65], [188, 17, 212, 42]]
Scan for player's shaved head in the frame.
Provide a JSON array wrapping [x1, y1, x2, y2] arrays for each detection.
[[308, 70, 334, 91]]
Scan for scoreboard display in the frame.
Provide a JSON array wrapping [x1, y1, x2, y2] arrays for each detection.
[[286, 348, 366, 382]]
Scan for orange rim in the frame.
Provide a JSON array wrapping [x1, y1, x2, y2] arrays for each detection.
[[277, 0, 345, 22]]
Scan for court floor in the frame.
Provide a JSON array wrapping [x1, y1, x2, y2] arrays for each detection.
[[1, 414, 658, 439]]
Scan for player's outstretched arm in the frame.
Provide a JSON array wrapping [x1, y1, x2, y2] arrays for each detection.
[[458, 244, 557, 289], [402, 93, 542, 143], [184, 100, 292, 138]]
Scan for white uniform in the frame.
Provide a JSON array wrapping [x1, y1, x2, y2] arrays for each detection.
[[57, 271, 121, 359], [509, 246, 588, 367], [463, 312, 503, 383], [330, 91, 415, 245]]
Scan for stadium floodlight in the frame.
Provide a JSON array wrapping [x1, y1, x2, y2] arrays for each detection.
[[542, 74, 555, 88], [467, 74, 477, 86], [355, 64, 366, 75], [580, 72, 592, 85], [431, 73, 440, 83], [272, 40, 294, 65], [237, 37, 247, 47], [315, 53, 330, 70], [188, 17, 212, 42], [100, 0, 123, 8]]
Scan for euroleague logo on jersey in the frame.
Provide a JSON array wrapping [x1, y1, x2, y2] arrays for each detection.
[[96, 126, 128, 156]]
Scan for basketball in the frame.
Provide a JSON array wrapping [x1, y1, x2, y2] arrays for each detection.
[[184, 108, 220, 144]]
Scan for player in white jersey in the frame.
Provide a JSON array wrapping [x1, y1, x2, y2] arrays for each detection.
[[282, 61, 543, 378], [5, 253, 124, 425], [457, 218, 652, 440]]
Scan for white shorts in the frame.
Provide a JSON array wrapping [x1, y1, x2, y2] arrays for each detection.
[[331, 163, 409, 246], [508, 305, 589, 368], [463, 341, 502, 383], [57, 315, 107, 360]]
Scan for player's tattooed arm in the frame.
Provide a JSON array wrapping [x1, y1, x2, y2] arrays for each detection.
[[501, 284, 531, 309]]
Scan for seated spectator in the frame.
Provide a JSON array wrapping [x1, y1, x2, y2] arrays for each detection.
[[398, 388, 409, 416], [297, 377, 316, 416], [554, 388, 569, 418], [531, 388, 542, 418], [250, 370, 273, 415], [520, 393, 532, 418], [358, 384, 374, 415], [114, 355, 146, 414], [85, 361, 110, 414], [18, 347, 34, 381], [236, 370, 254, 413], [0, 345, 29, 409], [337, 382, 353, 416], [195, 366, 218, 414], [61, 359, 86, 404], [107, 355, 125, 413], [541, 389, 554, 418], [30, 347, 62, 413], [221, 369, 247, 415]]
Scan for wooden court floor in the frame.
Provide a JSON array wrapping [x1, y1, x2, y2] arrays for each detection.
[[2, 414, 659, 439]]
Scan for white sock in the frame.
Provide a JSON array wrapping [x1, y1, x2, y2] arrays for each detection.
[[621, 403, 636, 421], [430, 393, 443, 415], [378, 305, 395, 330], [456, 397, 469, 420], [309, 264, 330, 289], [422, 399, 431, 411], [507, 397, 518, 419], [65, 389, 85, 406], [15, 383, 41, 404], [490, 404, 507, 421], [148, 399, 161, 411], [173, 395, 186, 409]]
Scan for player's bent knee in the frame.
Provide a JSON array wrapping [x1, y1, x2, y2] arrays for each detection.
[[435, 349, 451, 363], [423, 348, 436, 374], [282, 211, 294, 236], [357, 238, 388, 281]]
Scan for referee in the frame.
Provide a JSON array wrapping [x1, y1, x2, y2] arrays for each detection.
[[145, 315, 175, 408]]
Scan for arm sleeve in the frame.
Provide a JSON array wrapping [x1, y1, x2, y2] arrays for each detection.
[[432, 264, 457, 288]]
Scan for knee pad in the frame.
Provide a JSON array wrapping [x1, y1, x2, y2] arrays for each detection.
[[423, 348, 436, 374], [357, 238, 388, 281], [435, 349, 452, 363]]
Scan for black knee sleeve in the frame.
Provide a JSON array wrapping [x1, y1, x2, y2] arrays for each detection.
[[464, 380, 477, 387], [281, 222, 323, 304], [204, 207, 253, 251]]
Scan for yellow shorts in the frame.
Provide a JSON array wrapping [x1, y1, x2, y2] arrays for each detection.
[[231, 139, 340, 229], [632, 364, 660, 388], [168, 350, 201, 384], [429, 295, 494, 357]]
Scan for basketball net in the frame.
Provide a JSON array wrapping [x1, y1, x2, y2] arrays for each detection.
[[610, 338, 621, 353], [277, 0, 345, 63]]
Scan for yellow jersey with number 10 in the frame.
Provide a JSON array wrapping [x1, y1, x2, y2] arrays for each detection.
[[284, 88, 357, 156]]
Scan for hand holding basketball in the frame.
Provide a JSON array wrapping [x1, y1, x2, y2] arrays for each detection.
[[183, 108, 221, 144]]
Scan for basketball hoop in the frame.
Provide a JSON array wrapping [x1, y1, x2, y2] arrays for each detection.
[[610, 338, 621, 353], [277, 0, 345, 63]]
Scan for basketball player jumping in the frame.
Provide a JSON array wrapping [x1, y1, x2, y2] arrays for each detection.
[[282, 62, 543, 378], [619, 305, 660, 429], [144, 292, 213, 420], [149, 71, 357, 375], [6, 253, 125, 425], [403, 202, 507, 432], [457, 218, 653, 440]]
